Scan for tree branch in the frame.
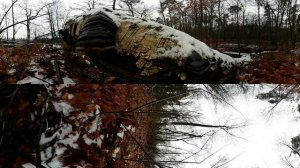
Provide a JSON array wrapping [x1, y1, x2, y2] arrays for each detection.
[[0, 0, 19, 27], [0, 14, 47, 34], [164, 122, 233, 129]]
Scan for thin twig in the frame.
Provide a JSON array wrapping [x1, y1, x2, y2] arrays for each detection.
[[266, 85, 298, 118], [212, 151, 244, 168]]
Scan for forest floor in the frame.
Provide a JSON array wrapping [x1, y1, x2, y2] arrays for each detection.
[[1, 43, 300, 83], [0, 44, 121, 84], [239, 51, 300, 83], [0, 84, 154, 168]]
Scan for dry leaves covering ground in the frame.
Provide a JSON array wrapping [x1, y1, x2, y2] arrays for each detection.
[[2, 44, 300, 84], [0, 44, 119, 84], [238, 52, 300, 83], [0, 84, 154, 168]]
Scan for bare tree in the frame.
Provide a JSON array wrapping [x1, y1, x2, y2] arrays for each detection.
[[71, 0, 103, 12], [0, 0, 18, 37], [0, 0, 46, 39], [255, 0, 264, 55], [42, 0, 65, 40], [19, 0, 46, 42], [0, 4, 10, 40], [113, 0, 117, 10], [228, 1, 242, 55], [136, 5, 153, 19], [120, 0, 141, 17]]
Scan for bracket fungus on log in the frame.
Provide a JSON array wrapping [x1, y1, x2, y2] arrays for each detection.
[[61, 8, 251, 83]]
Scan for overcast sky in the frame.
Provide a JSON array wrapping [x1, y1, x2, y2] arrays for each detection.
[[172, 85, 300, 168], [0, 0, 161, 38]]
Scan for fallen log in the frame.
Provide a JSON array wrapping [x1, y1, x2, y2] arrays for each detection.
[[61, 8, 251, 83]]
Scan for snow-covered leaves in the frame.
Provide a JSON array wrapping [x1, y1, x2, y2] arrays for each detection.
[[4, 85, 155, 168]]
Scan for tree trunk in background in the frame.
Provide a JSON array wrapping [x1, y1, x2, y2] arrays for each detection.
[[56, 9, 60, 38], [47, 6, 56, 40], [113, 0, 116, 10], [236, 1, 240, 56], [193, 0, 198, 38], [159, 0, 166, 24], [217, 0, 221, 46], [199, 0, 204, 40], [26, 20, 30, 43], [291, 0, 297, 48], [11, 0, 15, 41], [5, 16, 9, 40], [258, 4, 261, 55]]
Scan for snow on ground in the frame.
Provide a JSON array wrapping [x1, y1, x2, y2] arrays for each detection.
[[53, 101, 74, 116], [22, 85, 141, 168], [62, 77, 76, 84], [22, 163, 35, 168]]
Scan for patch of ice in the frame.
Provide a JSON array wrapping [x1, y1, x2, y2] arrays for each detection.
[[76, 112, 88, 122], [53, 101, 74, 116], [8, 69, 16, 74], [63, 77, 76, 84], [58, 123, 73, 138], [45, 157, 63, 168], [95, 105, 101, 115], [131, 127, 136, 132], [126, 125, 132, 131], [30, 112, 35, 121], [40, 132, 58, 146], [83, 134, 102, 147], [53, 44, 62, 49], [56, 84, 72, 91], [89, 116, 101, 133], [112, 147, 120, 157], [22, 163, 35, 168], [60, 136, 79, 149], [85, 60, 91, 65], [83, 134, 93, 145], [117, 131, 124, 139], [55, 146, 67, 156], [68, 94, 74, 99], [41, 146, 54, 161], [17, 73, 53, 84]]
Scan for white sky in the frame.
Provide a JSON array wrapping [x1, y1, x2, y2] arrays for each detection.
[[172, 85, 300, 168], [0, 0, 161, 38]]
